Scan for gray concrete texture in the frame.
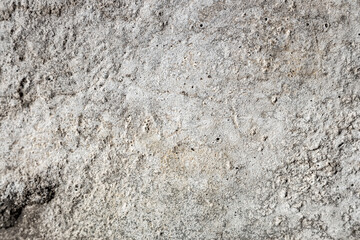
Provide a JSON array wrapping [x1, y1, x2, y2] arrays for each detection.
[[0, 0, 360, 239]]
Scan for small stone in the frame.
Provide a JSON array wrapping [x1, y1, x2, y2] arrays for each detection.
[[271, 95, 278, 104]]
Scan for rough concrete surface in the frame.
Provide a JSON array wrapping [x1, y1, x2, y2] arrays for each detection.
[[0, 0, 359, 239]]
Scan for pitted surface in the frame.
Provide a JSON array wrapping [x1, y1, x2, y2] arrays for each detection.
[[0, 0, 359, 239]]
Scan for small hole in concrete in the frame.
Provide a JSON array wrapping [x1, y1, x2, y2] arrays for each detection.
[[20, 78, 26, 87]]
